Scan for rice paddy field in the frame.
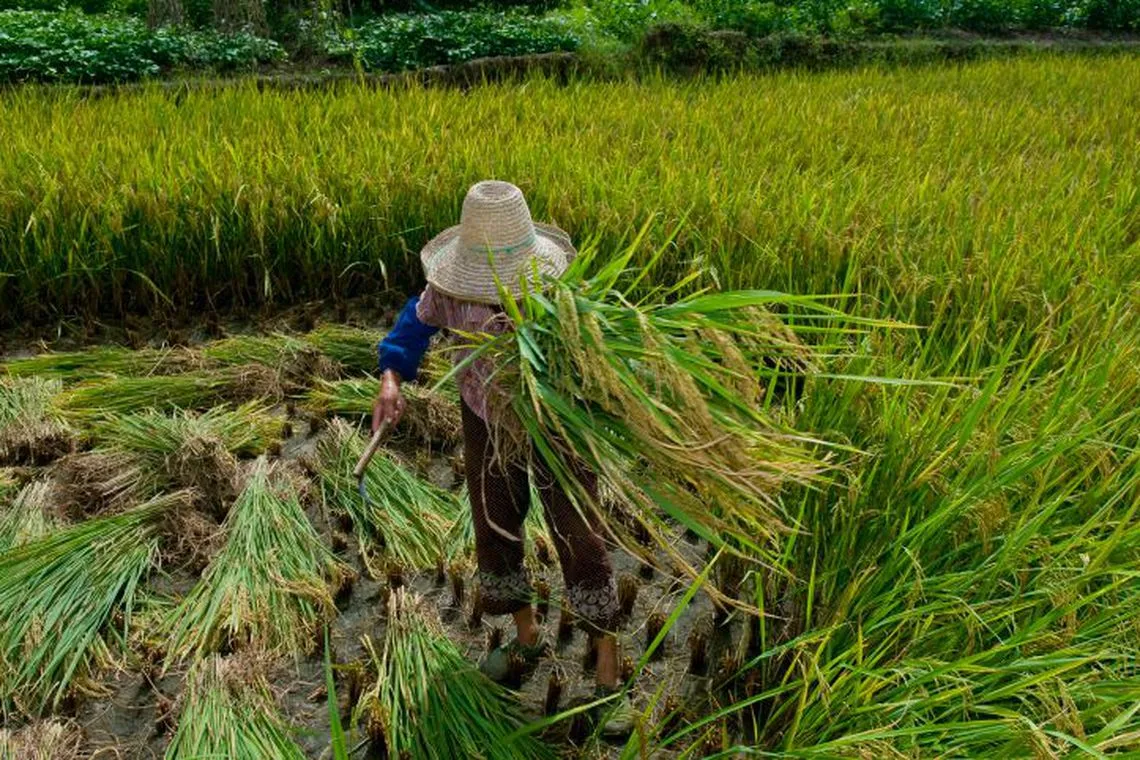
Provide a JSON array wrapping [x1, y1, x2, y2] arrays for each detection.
[[2, 51, 1140, 758]]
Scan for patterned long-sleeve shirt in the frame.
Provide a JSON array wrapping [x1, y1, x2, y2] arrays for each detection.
[[377, 285, 511, 423]]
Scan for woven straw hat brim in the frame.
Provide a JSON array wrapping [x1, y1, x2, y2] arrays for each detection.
[[420, 222, 577, 305]]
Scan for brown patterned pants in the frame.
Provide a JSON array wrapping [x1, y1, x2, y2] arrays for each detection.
[[462, 402, 621, 635]]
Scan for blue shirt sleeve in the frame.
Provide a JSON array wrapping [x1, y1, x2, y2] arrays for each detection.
[[378, 296, 440, 382]]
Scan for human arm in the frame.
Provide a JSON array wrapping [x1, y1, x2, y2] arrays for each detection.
[[373, 295, 440, 431]]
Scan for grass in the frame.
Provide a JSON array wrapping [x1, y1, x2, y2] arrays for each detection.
[[165, 655, 305, 760], [0, 492, 187, 715], [353, 588, 553, 760], [318, 419, 458, 574], [162, 458, 351, 662]]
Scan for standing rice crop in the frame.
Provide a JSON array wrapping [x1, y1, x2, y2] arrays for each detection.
[[0, 377, 72, 465], [0, 492, 188, 715], [165, 655, 305, 760], [163, 458, 351, 662], [0, 479, 62, 551], [317, 419, 457, 574], [354, 589, 552, 760]]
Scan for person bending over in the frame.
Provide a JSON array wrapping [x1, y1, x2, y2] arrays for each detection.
[[373, 180, 633, 734]]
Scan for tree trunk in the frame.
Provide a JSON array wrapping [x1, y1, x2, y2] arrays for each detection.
[[212, 0, 267, 34], [147, 0, 184, 28]]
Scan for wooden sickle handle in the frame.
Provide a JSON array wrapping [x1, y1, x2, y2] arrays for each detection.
[[353, 422, 388, 480]]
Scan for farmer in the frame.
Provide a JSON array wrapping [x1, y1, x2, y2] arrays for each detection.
[[372, 180, 634, 734]]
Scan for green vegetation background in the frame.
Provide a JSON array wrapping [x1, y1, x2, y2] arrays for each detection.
[[0, 0, 1137, 82]]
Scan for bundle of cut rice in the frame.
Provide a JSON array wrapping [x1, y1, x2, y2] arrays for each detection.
[[454, 241, 858, 585]]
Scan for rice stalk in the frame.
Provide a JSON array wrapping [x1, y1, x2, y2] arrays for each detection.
[[0, 377, 72, 465], [463, 239, 852, 586], [317, 419, 457, 574], [0, 479, 63, 552], [52, 449, 157, 518], [163, 458, 351, 662], [307, 377, 461, 446], [353, 589, 553, 760], [203, 333, 340, 391], [90, 402, 283, 458], [165, 655, 305, 760], [54, 366, 283, 421], [0, 468, 21, 502], [202, 334, 313, 367], [304, 324, 384, 374], [56, 405, 280, 517], [0, 492, 187, 715], [0, 346, 203, 382]]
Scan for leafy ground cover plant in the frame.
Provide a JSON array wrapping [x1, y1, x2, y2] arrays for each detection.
[[326, 10, 579, 71], [0, 10, 283, 83]]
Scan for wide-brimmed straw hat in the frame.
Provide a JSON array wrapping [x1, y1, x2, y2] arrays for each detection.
[[420, 180, 576, 304]]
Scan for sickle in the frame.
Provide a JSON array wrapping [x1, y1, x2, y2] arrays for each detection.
[[353, 421, 389, 511]]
